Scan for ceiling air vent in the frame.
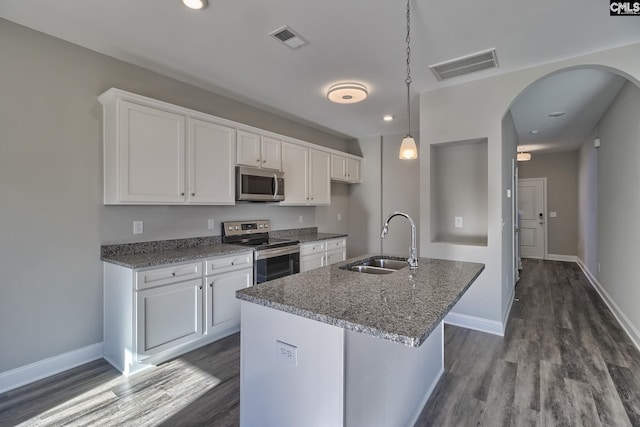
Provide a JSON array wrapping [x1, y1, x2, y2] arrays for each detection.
[[269, 26, 309, 49], [429, 48, 499, 81]]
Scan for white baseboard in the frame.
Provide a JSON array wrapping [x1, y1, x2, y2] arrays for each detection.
[[576, 258, 640, 352], [0, 342, 104, 394], [444, 312, 505, 336], [546, 254, 578, 262]]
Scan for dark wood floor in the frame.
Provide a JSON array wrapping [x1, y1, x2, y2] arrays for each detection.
[[416, 259, 640, 426], [1, 260, 639, 426]]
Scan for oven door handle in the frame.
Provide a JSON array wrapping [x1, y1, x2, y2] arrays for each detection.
[[255, 245, 300, 260], [272, 173, 279, 201]]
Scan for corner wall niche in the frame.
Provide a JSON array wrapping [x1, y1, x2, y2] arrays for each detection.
[[430, 138, 488, 246]]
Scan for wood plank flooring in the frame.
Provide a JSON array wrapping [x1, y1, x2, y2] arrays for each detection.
[[1, 259, 638, 426], [416, 259, 640, 426]]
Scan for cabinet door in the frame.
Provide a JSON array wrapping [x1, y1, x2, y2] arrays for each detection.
[[136, 278, 203, 359], [281, 142, 309, 205], [236, 130, 262, 167], [309, 149, 331, 205], [300, 253, 326, 272], [119, 101, 186, 203], [330, 154, 347, 181], [326, 248, 347, 266], [205, 267, 253, 333], [261, 136, 282, 171], [187, 119, 235, 205], [346, 158, 361, 183]]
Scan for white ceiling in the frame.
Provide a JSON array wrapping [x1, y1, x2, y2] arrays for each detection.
[[1, 0, 639, 143]]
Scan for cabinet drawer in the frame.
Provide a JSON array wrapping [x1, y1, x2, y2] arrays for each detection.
[[205, 252, 253, 276], [136, 262, 202, 291], [325, 238, 346, 251], [300, 241, 326, 256]]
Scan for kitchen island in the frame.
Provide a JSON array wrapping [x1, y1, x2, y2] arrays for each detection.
[[236, 254, 484, 427]]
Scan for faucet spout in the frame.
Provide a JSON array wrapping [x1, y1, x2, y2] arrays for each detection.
[[381, 211, 418, 269]]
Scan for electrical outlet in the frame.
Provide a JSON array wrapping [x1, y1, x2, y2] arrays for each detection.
[[276, 340, 297, 366], [208, 218, 215, 230], [337, 213, 342, 221], [454, 217, 463, 228], [549, 212, 557, 218], [298, 215, 303, 224], [133, 221, 143, 235]]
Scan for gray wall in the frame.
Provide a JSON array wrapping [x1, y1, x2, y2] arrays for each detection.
[[597, 81, 640, 337], [0, 19, 351, 373], [346, 133, 420, 259], [577, 134, 599, 274], [519, 151, 579, 256]]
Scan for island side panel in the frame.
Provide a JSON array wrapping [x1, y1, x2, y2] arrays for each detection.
[[239, 301, 345, 427], [345, 323, 444, 427]]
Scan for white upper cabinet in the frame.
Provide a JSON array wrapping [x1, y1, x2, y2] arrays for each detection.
[[331, 154, 361, 183], [99, 88, 361, 205], [236, 131, 282, 171], [187, 119, 235, 205], [111, 101, 187, 204], [281, 142, 309, 205], [281, 143, 330, 206], [309, 149, 331, 205]]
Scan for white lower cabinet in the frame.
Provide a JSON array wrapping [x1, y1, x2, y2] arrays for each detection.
[[136, 278, 203, 358], [299, 238, 347, 272], [103, 251, 253, 376], [204, 256, 253, 334]]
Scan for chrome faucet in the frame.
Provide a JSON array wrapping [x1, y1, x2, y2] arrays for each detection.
[[381, 211, 418, 269]]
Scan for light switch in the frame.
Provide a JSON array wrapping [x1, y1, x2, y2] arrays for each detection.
[[549, 212, 557, 218], [454, 217, 463, 228], [133, 221, 143, 235], [208, 218, 215, 229]]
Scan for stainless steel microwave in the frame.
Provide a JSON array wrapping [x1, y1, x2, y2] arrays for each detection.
[[236, 166, 285, 202]]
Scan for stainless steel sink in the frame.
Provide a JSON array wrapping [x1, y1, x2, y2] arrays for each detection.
[[341, 256, 408, 274], [348, 265, 396, 275]]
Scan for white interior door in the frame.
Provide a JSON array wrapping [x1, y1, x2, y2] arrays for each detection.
[[518, 178, 546, 259]]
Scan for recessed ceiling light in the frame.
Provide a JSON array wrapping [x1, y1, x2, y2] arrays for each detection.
[[548, 111, 565, 117], [383, 115, 394, 121], [183, 0, 208, 10], [529, 130, 539, 135], [327, 83, 368, 104]]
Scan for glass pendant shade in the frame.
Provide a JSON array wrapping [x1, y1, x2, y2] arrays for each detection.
[[399, 135, 418, 159]]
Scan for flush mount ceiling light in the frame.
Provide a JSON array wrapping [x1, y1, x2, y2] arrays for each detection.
[[529, 129, 539, 135], [326, 83, 368, 104], [548, 111, 566, 117], [517, 148, 532, 162], [399, 0, 417, 160], [383, 115, 394, 121], [183, 0, 208, 10]]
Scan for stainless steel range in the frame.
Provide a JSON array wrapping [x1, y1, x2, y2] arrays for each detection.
[[221, 220, 300, 284]]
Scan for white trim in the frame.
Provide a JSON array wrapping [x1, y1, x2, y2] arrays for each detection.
[[576, 258, 640, 352], [444, 312, 505, 336], [546, 254, 578, 262], [0, 343, 104, 394], [502, 287, 515, 329]]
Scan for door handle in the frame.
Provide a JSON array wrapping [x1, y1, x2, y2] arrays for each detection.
[[272, 173, 279, 200]]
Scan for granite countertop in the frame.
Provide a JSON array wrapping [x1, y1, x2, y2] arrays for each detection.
[[100, 228, 346, 269], [101, 244, 253, 269], [236, 254, 484, 347]]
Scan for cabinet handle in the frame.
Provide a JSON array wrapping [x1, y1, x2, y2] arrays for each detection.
[[191, 193, 195, 196], [262, 160, 267, 163], [171, 272, 176, 277], [231, 261, 235, 265], [181, 192, 185, 196], [209, 283, 213, 287], [199, 285, 203, 290], [256, 159, 260, 162]]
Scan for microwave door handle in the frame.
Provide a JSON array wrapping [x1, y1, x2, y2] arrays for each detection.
[[273, 173, 278, 200]]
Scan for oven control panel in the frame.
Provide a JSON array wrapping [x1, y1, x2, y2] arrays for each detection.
[[222, 220, 270, 236]]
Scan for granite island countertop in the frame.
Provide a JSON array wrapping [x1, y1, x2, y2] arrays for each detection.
[[236, 254, 484, 347]]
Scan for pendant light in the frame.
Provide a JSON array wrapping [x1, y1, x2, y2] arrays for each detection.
[[399, 0, 418, 160], [517, 147, 531, 161]]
